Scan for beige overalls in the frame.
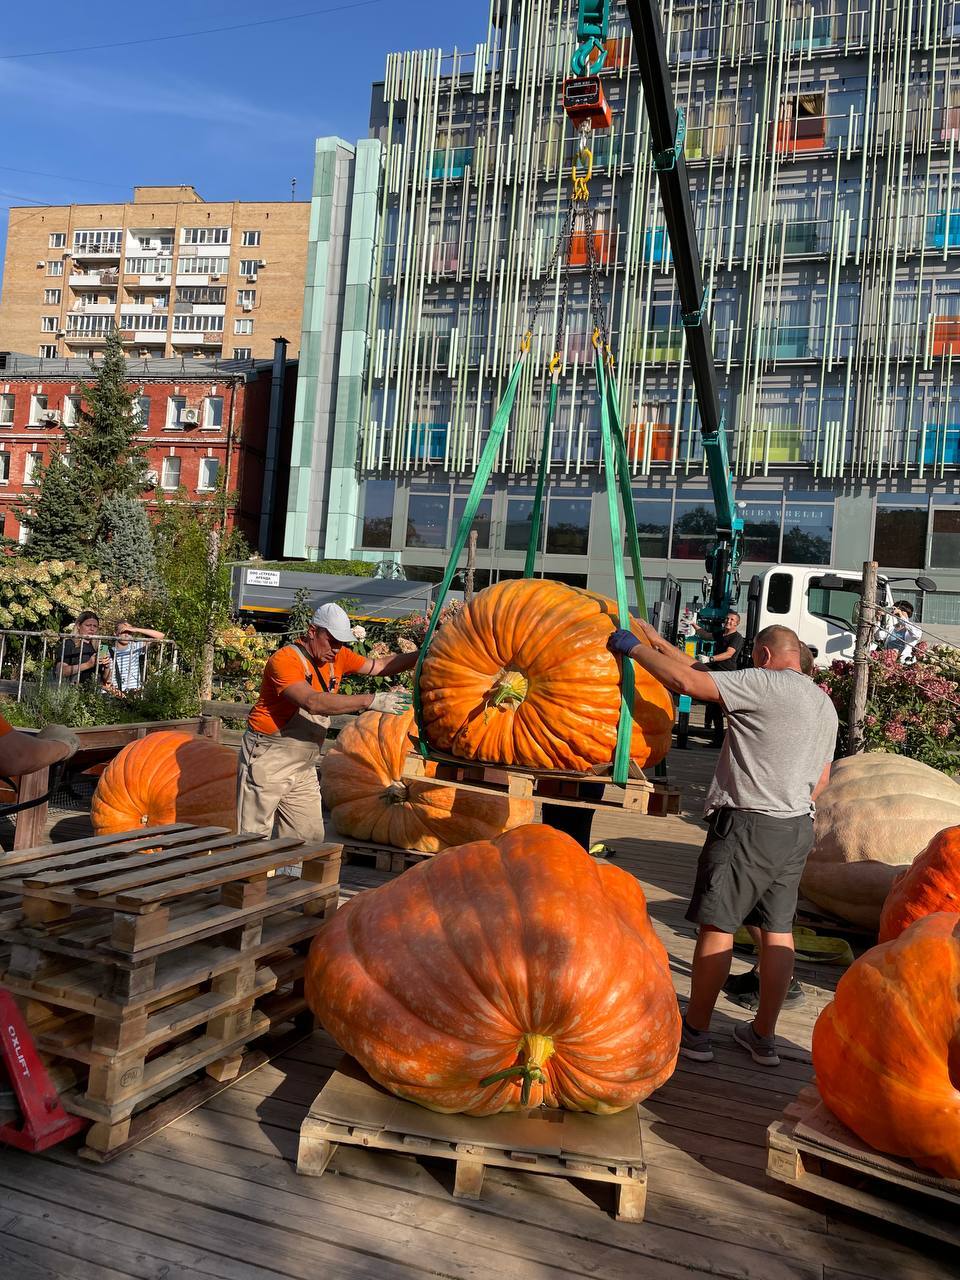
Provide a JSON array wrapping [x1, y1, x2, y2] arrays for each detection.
[[236, 646, 329, 844]]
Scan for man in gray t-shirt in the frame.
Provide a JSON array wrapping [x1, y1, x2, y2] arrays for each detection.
[[609, 623, 837, 1069]]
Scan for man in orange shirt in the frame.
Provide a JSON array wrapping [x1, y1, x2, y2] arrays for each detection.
[[236, 603, 415, 845]]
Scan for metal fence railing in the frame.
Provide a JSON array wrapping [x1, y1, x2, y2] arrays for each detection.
[[0, 631, 179, 702]]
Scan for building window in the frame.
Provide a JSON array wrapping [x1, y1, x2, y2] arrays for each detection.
[[873, 498, 928, 569], [29, 395, 48, 423], [238, 259, 259, 277], [236, 288, 256, 308], [234, 318, 253, 336], [406, 491, 449, 548], [43, 288, 61, 305], [0, 394, 14, 427], [171, 314, 224, 333], [40, 316, 58, 332], [38, 345, 58, 359], [181, 227, 230, 244], [241, 230, 261, 247], [203, 396, 223, 429], [672, 497, 716, 560], [178, 257, 229, 276], [360, 479, 395, 548], [17, 517, 30, 545], [451, 497, 492, 550], [166, 396, 186, 428], [631, 492, 672, 557], [504, 498, 545, 553], [23, 452, 42, 485], [232, 347, 252, 360], [738, 495, 782, 563], [47, 261, 64, 277], [175, 286, 225, 305], [48, 233, 66, 249], [783, 497, 834, 564], [160, 455, 181, 490], [0, 452, 9, 483], [197, 457, 220, 491], [930, 503, 960, 569], [545, 497, 591, 556], [134, 395, 151, 427], [73, 229, 122, 252], [62, 395, 82, 427], [125, 257, 173, 276]]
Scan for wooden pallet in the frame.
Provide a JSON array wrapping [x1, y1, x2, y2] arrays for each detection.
[[767, 1085, 960, 1248], [297, 1059, 647, 1222], [340, 839, 433, 874], [0, 824, 341, 1157], [403, 751, 680, 815]]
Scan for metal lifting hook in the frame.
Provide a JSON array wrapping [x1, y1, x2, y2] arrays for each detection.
[[572, 145, 593, 201]]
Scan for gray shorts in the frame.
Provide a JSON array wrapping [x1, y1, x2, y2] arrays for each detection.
[[686, 809, 814, 934]]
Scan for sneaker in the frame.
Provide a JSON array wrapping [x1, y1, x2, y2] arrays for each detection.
[[733, 1021, 781, 1067], [723, 969, 805, 1011], [680, 1017, 714, 1062]]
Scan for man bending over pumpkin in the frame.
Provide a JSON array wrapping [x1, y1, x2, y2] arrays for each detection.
[[609, 623, 837, 1067]]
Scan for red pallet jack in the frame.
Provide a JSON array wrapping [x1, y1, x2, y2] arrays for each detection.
[[0, 987, 86, 1152]]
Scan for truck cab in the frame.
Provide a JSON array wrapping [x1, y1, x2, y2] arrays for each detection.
[[745, 566, 895, 667]]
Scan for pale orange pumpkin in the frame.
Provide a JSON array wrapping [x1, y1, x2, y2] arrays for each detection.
[[91, 730, 237, 834], [418, 579, 674, 772], [321, 708, 533, 853]]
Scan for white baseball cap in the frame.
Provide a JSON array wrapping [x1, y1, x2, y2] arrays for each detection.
[[310, 603, 355, 643]]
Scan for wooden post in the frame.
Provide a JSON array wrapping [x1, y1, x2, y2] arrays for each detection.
[[847, 560, 878, 756], [463, 529, 478, 603], [12, 765, 50, 850], [200, 527, 219, 702]]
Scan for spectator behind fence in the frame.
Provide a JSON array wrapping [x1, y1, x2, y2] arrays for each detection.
[[106, 621, 166, 695], [876, 601, 922, 662], [55, 611, 110, 686]]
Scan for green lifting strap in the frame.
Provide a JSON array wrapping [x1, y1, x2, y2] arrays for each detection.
[[524, 377, 559, 578], [605, 366, 648, 622], [412, 348, 528, 760], [594, 347, 634, 786]]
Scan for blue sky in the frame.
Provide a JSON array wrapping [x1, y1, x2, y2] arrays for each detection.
[[0, 0, 489, 283]]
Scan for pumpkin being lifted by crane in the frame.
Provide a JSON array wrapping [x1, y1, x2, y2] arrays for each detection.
[[418, 579, 674, 774]]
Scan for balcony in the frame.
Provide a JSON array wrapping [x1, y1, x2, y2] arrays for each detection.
[[71, 244, 122, 261], [69, 270, 119, 288], [65, 330, 114, 345], [69, 301, 116, 316], [170, 331, 223, 346]]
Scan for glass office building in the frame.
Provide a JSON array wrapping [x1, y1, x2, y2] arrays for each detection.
[[285, 0, 960, 634]]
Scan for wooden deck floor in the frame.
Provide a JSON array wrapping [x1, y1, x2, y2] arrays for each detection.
[[1, 745, 957, 1279]]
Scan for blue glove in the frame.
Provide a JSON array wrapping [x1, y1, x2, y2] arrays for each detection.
[[609, 628, 638, 656]]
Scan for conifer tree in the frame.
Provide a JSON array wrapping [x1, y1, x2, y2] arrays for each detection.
[[97, 493, 162, 592], [17, 452, 90, 562]]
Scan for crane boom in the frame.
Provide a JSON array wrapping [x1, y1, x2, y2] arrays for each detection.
[[572, 0, 743, 648]]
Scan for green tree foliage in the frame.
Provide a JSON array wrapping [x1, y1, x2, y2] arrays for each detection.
[[97, 494, 162, 593], [285, 586, 314, 640], [17, 452, 89, 563], [153, 489, 233, 670]]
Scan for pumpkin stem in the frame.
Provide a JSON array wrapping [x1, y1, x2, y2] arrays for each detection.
[[479, 1033, 555, 1106], [383, 781, 408, 805], [490, 670, 529, 708]]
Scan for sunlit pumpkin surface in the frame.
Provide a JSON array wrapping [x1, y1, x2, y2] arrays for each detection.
[[812, 912, 960, 1179], [419, 580, 674, 773], [306, 824, 681, 1115], [91, 729, 237, 835], [321, 708, 533, 852], [879, 824, 960, 942]]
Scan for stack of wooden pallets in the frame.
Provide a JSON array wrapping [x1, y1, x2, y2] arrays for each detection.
[[0, 823, 341, 1160]]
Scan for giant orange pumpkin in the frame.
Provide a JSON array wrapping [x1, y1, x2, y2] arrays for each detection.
[[321, 708, 533, 852], [879, 825, 960, 942], [305, 824, 681, 1114], [91, 730, 237, 835], [418, 579, 674, 772], [812, 912, 960, 1179]]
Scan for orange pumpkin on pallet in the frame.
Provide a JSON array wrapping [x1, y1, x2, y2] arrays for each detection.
[[91, 730, 237, 835], [812, 912, 960, 1179], [305, 824, 681, 1115], [879, 825, 960, 942], [321, 708, 533, 853], [418, 579, 674, 773]]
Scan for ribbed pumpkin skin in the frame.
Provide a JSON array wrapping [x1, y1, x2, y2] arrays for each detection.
[[418, 579, 674, 772], [321, 709, 533, 853], [305, 824, 681, 1115], [879, 826, 960, 942], [812, 913, 960, 1179], [91, 730, 237, 835]]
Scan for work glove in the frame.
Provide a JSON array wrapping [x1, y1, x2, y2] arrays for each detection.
[[36, 722, 81, 761], [608, 629, 639, 656], [369, 690, 411, 715]]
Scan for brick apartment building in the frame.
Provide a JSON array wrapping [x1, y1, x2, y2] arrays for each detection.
[[0, 186, 309, 364], [0, 346, 296, 556]]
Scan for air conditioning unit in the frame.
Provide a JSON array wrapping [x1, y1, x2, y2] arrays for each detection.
[[211, 275, 221, 281], [144, 468, 159, 487], [258, 259, 267, 267], [42, 410, 61, 424], [245, 274, 257, 283], [242, 302, 253, 312], [180, 408, 200, 425], [36, 261, 46, 269]]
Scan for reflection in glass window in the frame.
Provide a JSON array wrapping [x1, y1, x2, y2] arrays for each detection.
[[931, 505, 960, 569], [808, 577, 861, 627], [406, 492, 449, 548], [874, 501, 927, 569], [546, 498, 591, 555], [504, 498, 544, 552], [360, 479, 394, 548], [451, 497, 492, 549], [671, 501, 715, 560], [783, 499, 833, 564], [631, 494, 672, 557], [739, 497, 782, 562]]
